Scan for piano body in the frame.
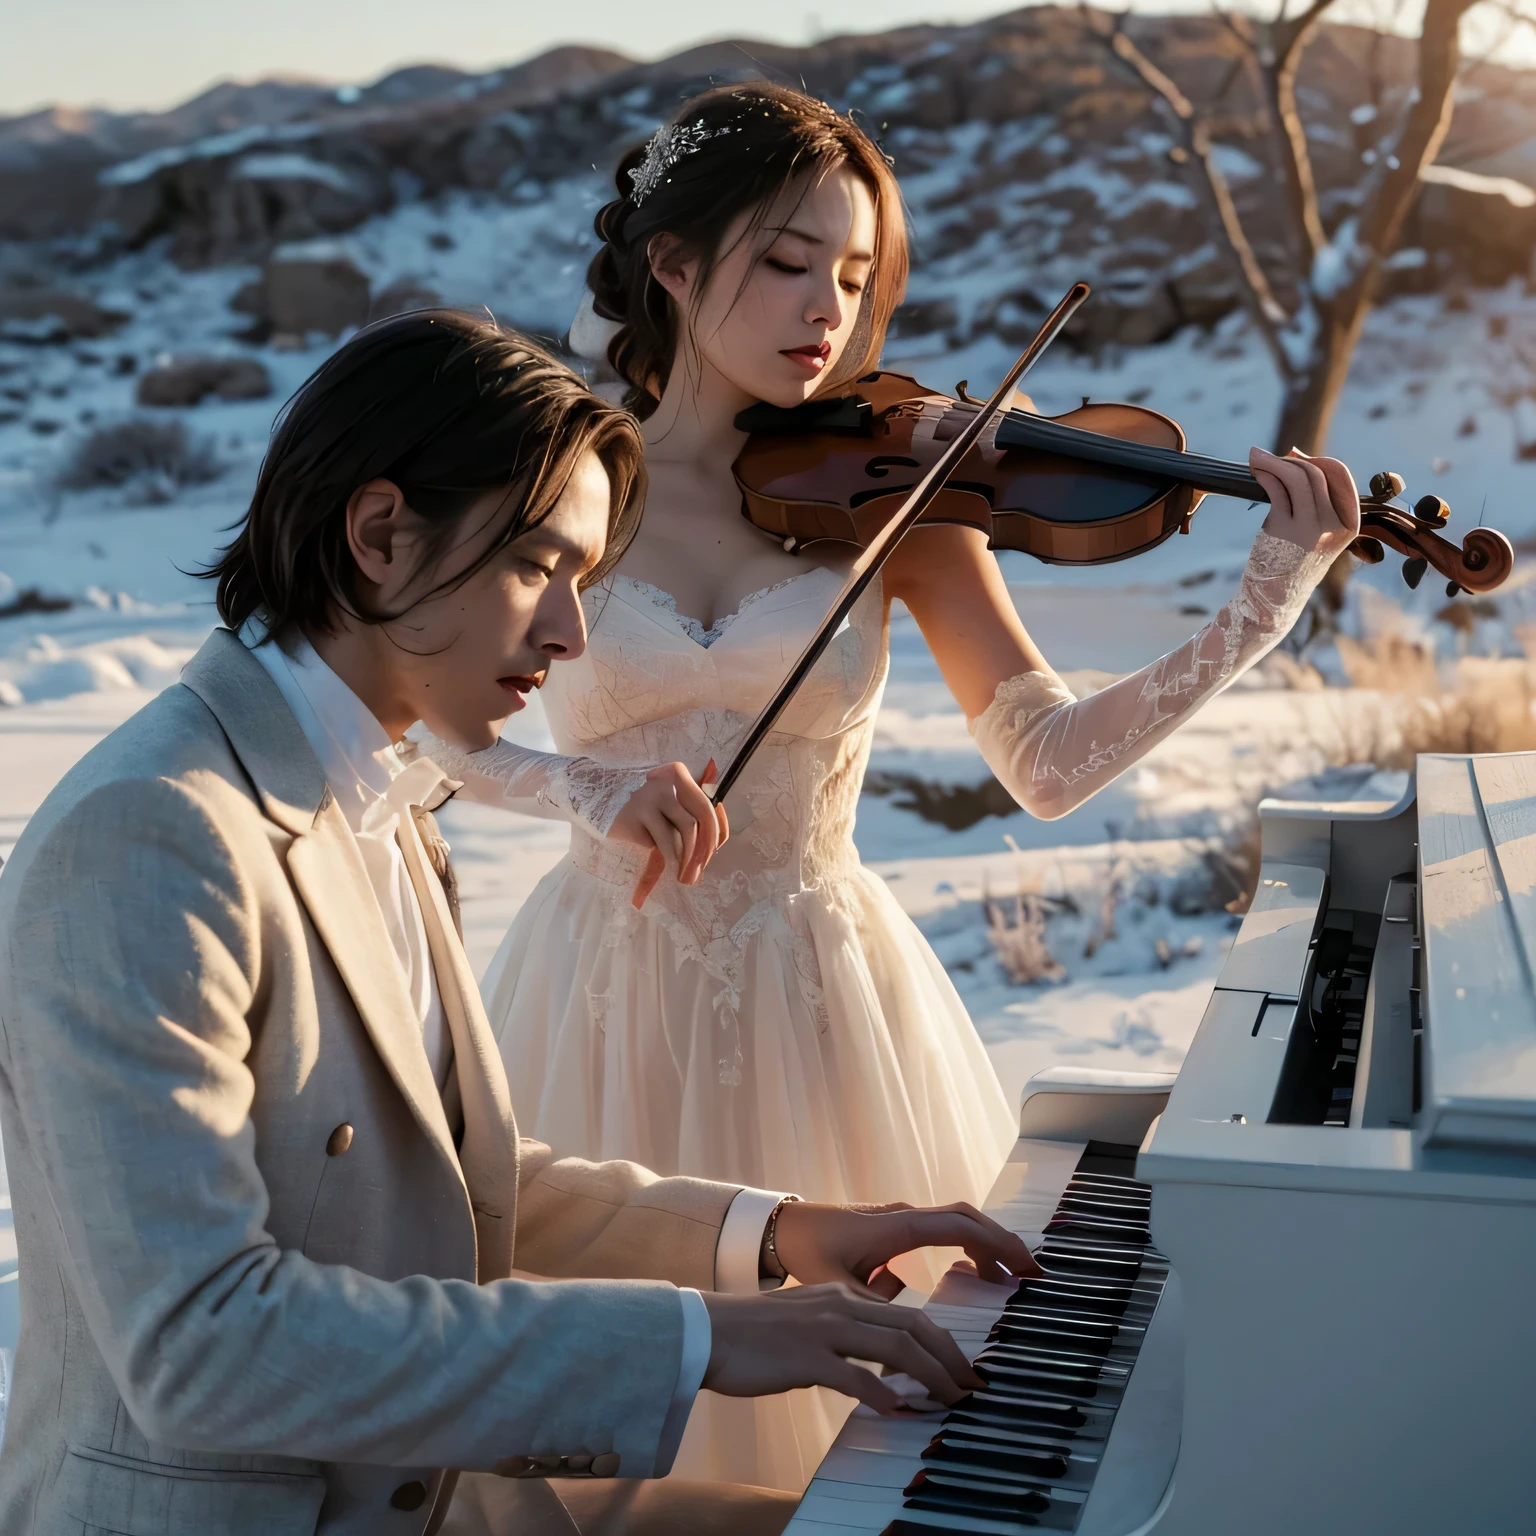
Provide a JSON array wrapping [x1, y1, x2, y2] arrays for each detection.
[[786, 750, 1536, 1536]]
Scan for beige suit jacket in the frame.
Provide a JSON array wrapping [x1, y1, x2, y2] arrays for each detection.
[[0, 629, 740, 1536]]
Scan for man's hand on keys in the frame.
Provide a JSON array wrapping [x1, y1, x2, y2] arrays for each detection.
[[773, 1199, 1041, 1296], [701, 1284, 983, 1414], [701, 1199, 1038, 1415]]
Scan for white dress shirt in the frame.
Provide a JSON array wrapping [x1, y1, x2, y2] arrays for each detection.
[[240, 623, 787, 1472]]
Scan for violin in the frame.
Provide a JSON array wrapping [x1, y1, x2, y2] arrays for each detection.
[[733, 374, 1513, 598], [708, 281, 1515, 807]]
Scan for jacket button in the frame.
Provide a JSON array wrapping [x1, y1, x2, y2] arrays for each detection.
[[390, 1480, 428, 1511], [590, 1453, 621, 1478], [326, 1123, 354, 1157]]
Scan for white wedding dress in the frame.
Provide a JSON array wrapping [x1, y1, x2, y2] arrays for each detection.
[[429, 565, 1019, 1492], [423, 524, 1334, 1492]]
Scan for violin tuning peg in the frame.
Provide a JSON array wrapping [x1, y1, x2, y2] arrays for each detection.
[[1446, 580, 1463, 598], [1402, 556, 1428, 590], [1413, 494, 1450, 527], [1369, 470, 1407, 500]]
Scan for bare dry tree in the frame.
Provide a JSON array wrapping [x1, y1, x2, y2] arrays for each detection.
[[1083, 0, 1528, 611]]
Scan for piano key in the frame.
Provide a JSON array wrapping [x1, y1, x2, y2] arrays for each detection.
[[1043, 1219, 1151, 1243], [903, 1469, 1086, 1527], [880, 1520, 1053, 1536], [981, 1348, 1131, 1380], [975, 1369, 1123, 1404], [921, 1441, 1070, 1484], [929, 1419, 1084, 1459], [978, 1363, 1116, 1398], [784, 1142, 1170, 1536]]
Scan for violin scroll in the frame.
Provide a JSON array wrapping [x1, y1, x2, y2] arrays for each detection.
[[1354, 468, 1514, 597]]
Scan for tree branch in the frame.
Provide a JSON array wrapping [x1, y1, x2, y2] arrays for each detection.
[[1267, 0, 1335, 262], [1083, 7, 1294, 379], [1349, 0, 1481, 293]]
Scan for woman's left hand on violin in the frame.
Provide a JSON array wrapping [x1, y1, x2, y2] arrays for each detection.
[[1249, 446, 1361, 559]]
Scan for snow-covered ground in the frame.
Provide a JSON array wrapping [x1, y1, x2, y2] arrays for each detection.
[[4, 194, 1536, 1113]]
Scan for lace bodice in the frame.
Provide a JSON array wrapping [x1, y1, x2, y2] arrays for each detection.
[[546, 567, 889, 1081]]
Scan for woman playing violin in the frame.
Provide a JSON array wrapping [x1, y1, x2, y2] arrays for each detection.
[[418, 82, 1360, 1492]]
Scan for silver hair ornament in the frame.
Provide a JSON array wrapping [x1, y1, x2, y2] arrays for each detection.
[[627, 118, 735, 205]]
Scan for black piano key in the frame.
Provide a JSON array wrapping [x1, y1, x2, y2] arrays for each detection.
[[982, 1343, 1130, 1375], [980, 1357, 1127, 1391], [923, 1439, 1069, 1481], [882, 1524, 1040, 1536], [1055, 1196, 1149, 1218], [1045, 1221, 1151, 1246], [1040, 1234, 1158, 1261], [975, 1374, 1121, 1408], [1033, 1259, 1144, 1285], [1012, 1277, 1149, 1305], [993, 1327, 1113, 1357], [979, 1362, 1107, 1396], [1002, 1292, 1149, 1321], [904, 1469, 1054, 1519], [961, 1392, 1091, 1428], [949, 1407, 1106, 1444], [881, 1524, 1058, 1536], [933, 1420, 1085, 1458], [935, 1424, 1082, 1457]]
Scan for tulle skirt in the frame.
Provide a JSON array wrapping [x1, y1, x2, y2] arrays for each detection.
[[482, 857, 1016, 1492]]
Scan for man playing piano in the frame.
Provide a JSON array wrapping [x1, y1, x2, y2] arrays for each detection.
[[0, 314, 1036, 1536]]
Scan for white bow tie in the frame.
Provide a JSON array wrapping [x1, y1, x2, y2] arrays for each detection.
[[358, 751, 460, 841]]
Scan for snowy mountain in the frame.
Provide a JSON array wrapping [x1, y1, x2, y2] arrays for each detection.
[[2, 5, 1536, 1092]]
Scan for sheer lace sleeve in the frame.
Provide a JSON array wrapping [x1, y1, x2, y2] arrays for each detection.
[[411, 732, 652, 840], [969, 530, 1332, 821]]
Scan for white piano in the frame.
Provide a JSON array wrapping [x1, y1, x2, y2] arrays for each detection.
[[785, 750, 1536, 1536]]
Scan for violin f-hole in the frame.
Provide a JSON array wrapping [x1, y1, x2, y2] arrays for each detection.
[[863, 455, 923, 479]]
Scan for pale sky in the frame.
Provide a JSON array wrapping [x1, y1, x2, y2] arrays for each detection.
[[3, 0, 1531, 118]]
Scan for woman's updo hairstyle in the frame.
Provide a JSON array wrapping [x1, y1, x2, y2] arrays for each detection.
[[586, 81, 907, 418]]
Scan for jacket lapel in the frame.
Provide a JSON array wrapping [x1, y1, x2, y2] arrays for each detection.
[[398, 806, 520, 1281], [286, 806, 462, 1174], [179, 630, 464, 1184]]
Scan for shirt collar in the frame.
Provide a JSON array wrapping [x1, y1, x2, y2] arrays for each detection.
[[239, 619, 418, 834]]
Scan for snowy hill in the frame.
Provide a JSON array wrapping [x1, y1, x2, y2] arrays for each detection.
[[2, 5, 1536, 1102]]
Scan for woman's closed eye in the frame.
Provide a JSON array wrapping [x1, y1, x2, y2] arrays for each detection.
[[766, 257, 809, 276]]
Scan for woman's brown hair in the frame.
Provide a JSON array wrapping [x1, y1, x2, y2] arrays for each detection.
[[206, 310, 645, 637], [586, 82, 908, 419]]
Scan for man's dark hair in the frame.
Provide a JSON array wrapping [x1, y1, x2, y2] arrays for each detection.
[[206, 310, 645, 636]]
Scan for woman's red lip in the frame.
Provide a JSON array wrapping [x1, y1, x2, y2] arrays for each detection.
[[782, 343, 831, 359]]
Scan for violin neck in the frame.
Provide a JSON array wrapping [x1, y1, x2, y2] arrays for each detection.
[[995, 411, 1267, 503]]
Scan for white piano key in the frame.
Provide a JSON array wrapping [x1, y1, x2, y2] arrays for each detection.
[[986, 1139, 1085, 1243], [779, 1522, 874, 1536], [820, 1447, 916, 1488]]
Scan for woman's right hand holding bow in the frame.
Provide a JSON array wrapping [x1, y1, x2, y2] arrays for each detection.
[[607, 758, 729, 908]]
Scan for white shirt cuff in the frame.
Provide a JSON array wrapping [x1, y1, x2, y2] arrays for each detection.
[[654, 1287, 711, 1475], [715, 1186, 792, 1294]]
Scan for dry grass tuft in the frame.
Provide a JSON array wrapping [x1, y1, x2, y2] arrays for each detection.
[[58, 417, 224, 504], [984, 838, 1068, 985], [1330, 631, 1536, 763]]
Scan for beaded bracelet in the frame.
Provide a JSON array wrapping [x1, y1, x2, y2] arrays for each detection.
[[761, 1194, 802, 1283]]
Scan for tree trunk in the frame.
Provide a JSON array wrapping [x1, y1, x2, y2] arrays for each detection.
[[1272, 300, 1373, 616]]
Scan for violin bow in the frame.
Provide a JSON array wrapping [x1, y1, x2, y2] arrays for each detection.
[[710, 280, 1093, 808]]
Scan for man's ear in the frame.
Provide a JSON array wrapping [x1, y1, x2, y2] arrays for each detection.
[[647, 233, 695, 303], [345, 478, 412, 594]]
